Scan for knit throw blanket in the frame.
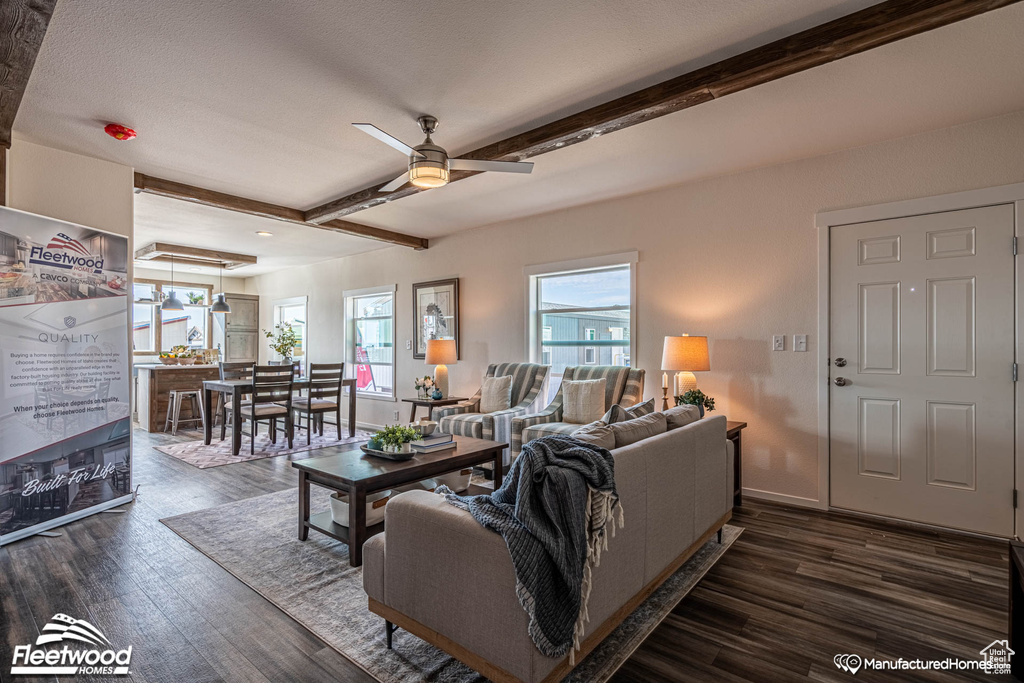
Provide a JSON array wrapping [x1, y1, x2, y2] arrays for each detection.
[[440, 435, 624, 663]]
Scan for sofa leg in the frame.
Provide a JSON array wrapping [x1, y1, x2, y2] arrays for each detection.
[[385, 620, 394, 649], [717, 528, 723, 544]]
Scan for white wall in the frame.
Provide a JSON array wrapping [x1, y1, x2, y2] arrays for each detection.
[[133, 266, 247, 294], [251, 109, 1024, 505]]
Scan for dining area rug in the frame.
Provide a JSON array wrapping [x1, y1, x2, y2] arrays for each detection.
[[153, 429, 374, 468], [161, 485, 741, 682]]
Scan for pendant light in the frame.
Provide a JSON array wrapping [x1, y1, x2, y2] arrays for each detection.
[[211, 263, 231, 313], [161, 255, 184, 312]]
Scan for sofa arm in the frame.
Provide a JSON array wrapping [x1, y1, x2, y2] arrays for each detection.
[[432, 398, 479, 422], [362, 533, 386, 603], [510, 406, 563, 457], [379, 491, 536, 681]]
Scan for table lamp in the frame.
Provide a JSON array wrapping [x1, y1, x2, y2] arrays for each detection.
[[661, 334, 710, 410], [425, 339, 457, 398]]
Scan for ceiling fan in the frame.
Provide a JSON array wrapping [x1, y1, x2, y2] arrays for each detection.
[[353, 115, 534, 192]]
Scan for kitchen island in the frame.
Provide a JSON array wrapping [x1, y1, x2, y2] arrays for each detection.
[[136, 364, 221, 433]]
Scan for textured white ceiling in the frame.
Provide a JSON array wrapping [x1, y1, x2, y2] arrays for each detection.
[[16, 0, 1024, 264]]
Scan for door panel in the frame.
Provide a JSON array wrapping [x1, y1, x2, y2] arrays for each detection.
[[830, 204, 1014, 536]]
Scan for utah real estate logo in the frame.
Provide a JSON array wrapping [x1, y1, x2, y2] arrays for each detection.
[[11, 613, 132, 676]]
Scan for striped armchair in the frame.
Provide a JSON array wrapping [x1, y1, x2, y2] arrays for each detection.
[[510, 365, 646, 458], [432, 363, 550, 464]]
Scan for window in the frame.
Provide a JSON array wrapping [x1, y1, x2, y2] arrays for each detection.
[[526, 252, 636, 402], [274, 297, 308, 373], [344, 285, 395, 399], [133, 280, 212, 353]]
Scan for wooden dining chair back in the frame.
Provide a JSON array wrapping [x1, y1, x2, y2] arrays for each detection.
[[293, 363, 345, 444], [246, 365, 295, 453], [218, 362, 255, 440]]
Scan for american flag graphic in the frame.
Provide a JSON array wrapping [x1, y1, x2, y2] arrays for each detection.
[[36, 613, 111, 647], [45, 233, 92, 256]]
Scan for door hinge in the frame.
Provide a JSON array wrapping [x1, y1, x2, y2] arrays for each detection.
[[1015, 237, 1019, 256], [1015, 363, 1019, 382], [1015, 489, 1018, 509]]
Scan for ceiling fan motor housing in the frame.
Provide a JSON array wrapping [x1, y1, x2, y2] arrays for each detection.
[[409, 140, 449, 187]]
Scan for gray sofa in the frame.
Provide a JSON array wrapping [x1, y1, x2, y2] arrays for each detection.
[[363, 414, 731, 683], [510, 366, 645, 458]]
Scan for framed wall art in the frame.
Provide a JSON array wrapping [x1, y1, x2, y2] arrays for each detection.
[[412, 278, 459, 360]]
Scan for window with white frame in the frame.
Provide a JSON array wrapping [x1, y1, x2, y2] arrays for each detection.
[[132, 280, 212, 353], [526, 253, 636, 402], [344, 285, 395, 399], [273, 296, 308, 374]]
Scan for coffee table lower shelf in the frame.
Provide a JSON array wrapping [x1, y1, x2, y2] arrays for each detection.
[[305, 510, 386, 545]]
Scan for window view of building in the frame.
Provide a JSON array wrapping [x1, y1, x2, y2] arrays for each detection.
[[345, 287, 395, 398]]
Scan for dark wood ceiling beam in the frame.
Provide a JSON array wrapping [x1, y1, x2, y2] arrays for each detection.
[[304, 0, 1021, 224], [133, 172, 427, 250], [0, 0, 58, 148]]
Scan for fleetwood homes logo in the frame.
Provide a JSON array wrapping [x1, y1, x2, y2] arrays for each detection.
[[29, 233, 105, 274], [11, 614, 132, 676]]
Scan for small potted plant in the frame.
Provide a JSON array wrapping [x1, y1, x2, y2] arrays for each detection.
[[263, 322, 299, 363], [675, 389, 716, 418], [414, 375, 435, 399], [371, 424, 418, 454], [187, 292, 206, 305]]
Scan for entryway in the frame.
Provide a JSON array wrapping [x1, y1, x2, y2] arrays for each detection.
[[828, 203, 1016, 537]]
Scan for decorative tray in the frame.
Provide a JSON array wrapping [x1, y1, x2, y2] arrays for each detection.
[[360, 444, 416, 461]]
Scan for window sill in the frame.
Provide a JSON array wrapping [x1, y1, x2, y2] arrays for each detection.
[[356, 392, 396, 403]]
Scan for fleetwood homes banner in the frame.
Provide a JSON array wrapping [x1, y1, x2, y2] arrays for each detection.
[[0, 206, 132, 545]]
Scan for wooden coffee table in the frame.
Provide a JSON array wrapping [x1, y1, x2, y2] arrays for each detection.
[[292, 435, 507, 566]]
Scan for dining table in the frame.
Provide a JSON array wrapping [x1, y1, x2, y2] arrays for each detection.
[[202, 377, 357, 455]]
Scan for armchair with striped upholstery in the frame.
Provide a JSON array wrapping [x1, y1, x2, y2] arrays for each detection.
[[432, 362, 549, 464], [510, 365, 646, 458]]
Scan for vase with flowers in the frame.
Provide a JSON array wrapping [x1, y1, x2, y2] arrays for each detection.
[[414, 375, 435, 399], [263, 322, 299, 363]]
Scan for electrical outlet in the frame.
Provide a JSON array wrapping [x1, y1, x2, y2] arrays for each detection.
[[393, 410, 400, 421], [772, 335, 785, 351], [406, 339, 412, 350], [793, 334, 808, 352]]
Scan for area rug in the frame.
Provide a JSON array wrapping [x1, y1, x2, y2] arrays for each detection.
[[153, 429, 374, 468], [161, 487, 741, 682]]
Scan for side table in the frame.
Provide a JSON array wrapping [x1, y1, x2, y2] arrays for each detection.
[[401, 396, 468, 423], [726, 420, 747, 506]]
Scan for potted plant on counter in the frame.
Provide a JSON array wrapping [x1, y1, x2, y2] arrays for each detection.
[[369, 425, 418, 454], [675, 389, 716, 417]]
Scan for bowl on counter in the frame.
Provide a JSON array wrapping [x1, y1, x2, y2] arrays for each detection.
[[159, 356, 178, 365], [178, 357, 197, 365]]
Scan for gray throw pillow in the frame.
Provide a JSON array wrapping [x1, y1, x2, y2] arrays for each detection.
[[609, 412, 668, 448], [563, 378, 607, 424], [571, 420, 616, 450], [664, 404, 701, 430], [602, 398, 656, 424], [480, 375, 513, 413]]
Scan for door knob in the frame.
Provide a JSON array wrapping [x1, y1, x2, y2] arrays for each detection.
[[834, 377, 849, 387], [834, 358, 847, 367]]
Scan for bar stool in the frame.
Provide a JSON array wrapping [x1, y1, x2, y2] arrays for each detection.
[[164, 389, 206, 435]]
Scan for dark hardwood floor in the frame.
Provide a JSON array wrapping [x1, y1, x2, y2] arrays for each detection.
[[0, 426, 1011, 682]]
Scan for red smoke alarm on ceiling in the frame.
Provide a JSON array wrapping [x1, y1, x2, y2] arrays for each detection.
[[104, 123, 136, 141]]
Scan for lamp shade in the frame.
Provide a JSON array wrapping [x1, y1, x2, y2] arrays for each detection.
[[161, 290, 184, 312], [210, 293, 231, 313], [424, 339, 457, 365], [662, 335, 710, 372]]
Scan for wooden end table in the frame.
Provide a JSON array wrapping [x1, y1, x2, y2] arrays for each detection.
[[292, 435, 506, 566], [401, 396, 468, 423], [726, 420, 747, 507]]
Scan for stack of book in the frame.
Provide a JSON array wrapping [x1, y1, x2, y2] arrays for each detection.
[[411, 433, 456, 453]]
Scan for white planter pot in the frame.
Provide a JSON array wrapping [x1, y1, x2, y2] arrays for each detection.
[[330, 489, 391, 527], [434, 468, 474, 493]]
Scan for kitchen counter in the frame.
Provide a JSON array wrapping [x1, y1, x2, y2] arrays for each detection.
[[137, 364, 221, 432]]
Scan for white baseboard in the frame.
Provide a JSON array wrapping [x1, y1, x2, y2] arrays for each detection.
[[741, 487, 824, 510]]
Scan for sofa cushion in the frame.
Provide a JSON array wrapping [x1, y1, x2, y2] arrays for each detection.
[[602, 398, 656, 424], [563, 378, 607, 424], [610, 412, 668, 448], [481, 375, 513, 413], [664, 404, 701, 430], [570, 421, 615, 450]]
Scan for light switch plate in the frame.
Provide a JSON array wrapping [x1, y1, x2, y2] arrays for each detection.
[[772, 335, 785, 351], [406, 339, 412, 350], [793, 334, 808, 352]]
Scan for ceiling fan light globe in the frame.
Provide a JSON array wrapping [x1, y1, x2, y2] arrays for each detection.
[[409, 164, 449, 188]]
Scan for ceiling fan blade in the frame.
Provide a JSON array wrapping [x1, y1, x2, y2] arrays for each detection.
[[379, 172, 411, 192], [448, 158, 534, 174], [353, 123, 425, 158]]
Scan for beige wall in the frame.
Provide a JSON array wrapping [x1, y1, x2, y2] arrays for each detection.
[[250, 109, 1024, 504], [7, 138, 134, 239]]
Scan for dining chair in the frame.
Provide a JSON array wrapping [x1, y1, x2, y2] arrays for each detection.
[[245, 365, 295, 453], [219, 362, 254, 441], [291, 363, 344, 444]]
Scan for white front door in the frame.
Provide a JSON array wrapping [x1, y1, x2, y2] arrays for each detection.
[[829, 204, 1015, 536]]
